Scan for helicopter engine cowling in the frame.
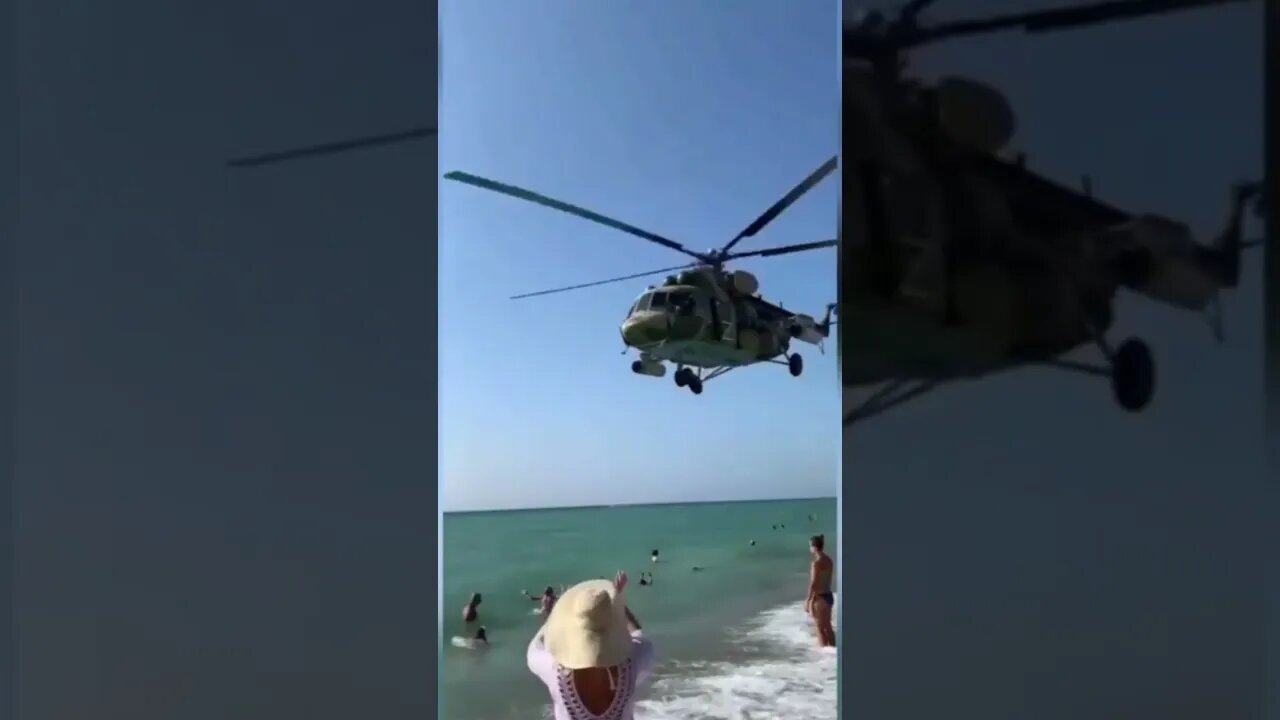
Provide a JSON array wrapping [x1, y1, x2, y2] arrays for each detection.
[[731, 270, 759, 295], [631, 358, 666, 378], [933, 77, 1017, 154]]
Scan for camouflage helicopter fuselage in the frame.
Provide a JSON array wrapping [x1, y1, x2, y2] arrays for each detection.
[[621, 266, 827, 375]]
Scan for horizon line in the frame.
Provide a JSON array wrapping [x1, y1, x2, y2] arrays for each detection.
[[443, 495, 836, 516]]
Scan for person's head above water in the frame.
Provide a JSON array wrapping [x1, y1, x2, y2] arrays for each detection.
[[810, 534, 825, 554], [543, 586, 556, 597], [475, 626, 488, 642], [469, 592, 482, 606], [543, 579, 633, 670]]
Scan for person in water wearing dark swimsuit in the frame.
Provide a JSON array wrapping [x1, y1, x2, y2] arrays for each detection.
[[805, 535, 836, 647], [524, 586, 558, 618], [462, 592, 482, 624]]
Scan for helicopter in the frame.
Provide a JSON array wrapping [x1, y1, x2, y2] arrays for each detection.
[[442, 163, 838, 394], [839, 0, 1263, 426], [226, 129, 837, 396]]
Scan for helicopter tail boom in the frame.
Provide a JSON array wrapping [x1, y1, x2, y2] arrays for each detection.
[[787, 304, 837, 345], [1100, 181, 1261, 340]]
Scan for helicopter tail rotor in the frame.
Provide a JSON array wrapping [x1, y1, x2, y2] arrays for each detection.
[[1197, 180, 1262, 343]]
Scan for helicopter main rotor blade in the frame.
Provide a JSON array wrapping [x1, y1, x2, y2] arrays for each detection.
[[511, 264, 696, 300], [725, 239, 837, 261], [444, 171, 709, 263], [721, 157, 838, 255], [899, 0, 942, 26], [227, 126, 437, 168], [910, 0, 1252, 48]]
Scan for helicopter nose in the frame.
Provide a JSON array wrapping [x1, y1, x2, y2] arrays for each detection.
[[621, 312, 669, 347]]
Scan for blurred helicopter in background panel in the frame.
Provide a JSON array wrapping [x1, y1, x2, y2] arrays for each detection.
[[840, 0, 1264, 427], [226, 126, 437, 168], [227, 129, 838, 396]]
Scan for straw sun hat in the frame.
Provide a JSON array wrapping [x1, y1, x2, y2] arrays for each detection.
[[542, 579, 633, 670]]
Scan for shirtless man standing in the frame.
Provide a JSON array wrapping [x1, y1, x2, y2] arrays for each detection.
[[805, 535, 836, 647]]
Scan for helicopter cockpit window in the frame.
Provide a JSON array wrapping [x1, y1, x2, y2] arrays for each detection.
[[670, 291, 698, 316], [649, 292, 669, 309]]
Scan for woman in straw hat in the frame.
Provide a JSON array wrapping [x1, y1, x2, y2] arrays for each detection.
[[527, 571, 655, 720]]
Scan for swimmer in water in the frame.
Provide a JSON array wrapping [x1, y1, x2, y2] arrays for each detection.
[[462, 592, 482, 624], [805, 534, 836, 648], [524, 586, 558, 618], [452, 625, 489, 650], [651, 549, 659, 563], [638, 572, 654, 586], [749, 539, 756, 546]]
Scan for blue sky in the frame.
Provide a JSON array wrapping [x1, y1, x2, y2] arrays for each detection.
[[439, 1, 840, 511]]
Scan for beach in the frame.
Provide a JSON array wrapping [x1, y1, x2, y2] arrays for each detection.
[[441, 498, 838, 720]]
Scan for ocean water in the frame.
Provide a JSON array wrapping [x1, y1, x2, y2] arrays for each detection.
[[442, 498, 838, 720]]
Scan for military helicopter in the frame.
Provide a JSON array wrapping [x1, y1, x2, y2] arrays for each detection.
[[227, 129, 837, 396], [442, 164, 838, 394], [840, 0, 1263, 426]]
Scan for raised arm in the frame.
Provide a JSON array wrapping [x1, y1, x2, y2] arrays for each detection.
[[625, 606, 643, 634]]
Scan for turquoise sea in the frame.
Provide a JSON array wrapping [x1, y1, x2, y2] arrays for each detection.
[[441, 498, 838, 720]]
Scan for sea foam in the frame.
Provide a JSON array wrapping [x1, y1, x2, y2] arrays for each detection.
[[635, 595, 837, 720]]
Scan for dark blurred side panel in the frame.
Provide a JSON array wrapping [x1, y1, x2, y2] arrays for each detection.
[[1267, 0, 1279, 425], [840, 1, 1267, 717], [1, 0, 15, 710], [14, 1, 439, 718], [1265, 0, 1278, 715]]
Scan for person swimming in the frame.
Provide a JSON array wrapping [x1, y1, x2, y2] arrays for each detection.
[[805, 535, 836, 648], [462, 592, 482, 623], [638, 572, 654, 586], [524, 586, 558, 618], [749, 539, 756, 546], [451, 625, 489, 650], [651, 549, 659, 563]]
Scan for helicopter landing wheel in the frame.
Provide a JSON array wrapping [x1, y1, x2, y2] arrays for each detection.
[[1110, 338, 1155, 412], [688, 376, 704, 395], [674, 368, 691, 387], [788, 353, 804, 378]]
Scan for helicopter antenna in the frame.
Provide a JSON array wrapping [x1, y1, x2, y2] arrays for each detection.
[[227, 126, 437, 168]]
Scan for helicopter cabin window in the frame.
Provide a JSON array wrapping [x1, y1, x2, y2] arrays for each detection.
[[670, 291, 698, 317]]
